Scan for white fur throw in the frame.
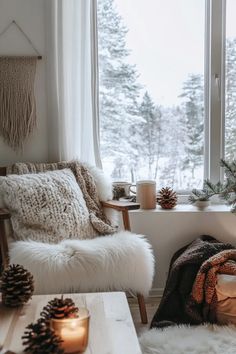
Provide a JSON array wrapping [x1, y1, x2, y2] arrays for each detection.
[[84, 163, 112, 202], [0, 169, 98, 243], [9, 231, 155, 296]]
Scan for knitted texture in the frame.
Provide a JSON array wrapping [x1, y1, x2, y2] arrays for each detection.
[[0, 169, 99, 242], [6, 161, 116, 236], [186, 249, 236, 323]]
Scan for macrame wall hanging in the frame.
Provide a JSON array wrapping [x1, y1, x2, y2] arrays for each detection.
[[0, 21, 42, 150]]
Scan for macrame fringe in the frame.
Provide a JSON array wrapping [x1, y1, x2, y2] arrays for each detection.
[[0, 57, 37, 150]]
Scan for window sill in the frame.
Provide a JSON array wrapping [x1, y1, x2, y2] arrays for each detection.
[[130, 204, 231, 213]]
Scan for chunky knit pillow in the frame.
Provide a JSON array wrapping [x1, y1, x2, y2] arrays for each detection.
[[0, 169, 98, 243]]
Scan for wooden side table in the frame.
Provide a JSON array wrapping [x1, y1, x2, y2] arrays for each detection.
[[101, 200, 140, 231], [0, 292, 142, 354]]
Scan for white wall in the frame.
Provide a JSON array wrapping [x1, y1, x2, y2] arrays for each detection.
[[0, 0, 48, 165], [130, 206, 236, 293]]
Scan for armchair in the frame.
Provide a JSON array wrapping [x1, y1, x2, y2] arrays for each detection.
[[0, 164, 154, 324]]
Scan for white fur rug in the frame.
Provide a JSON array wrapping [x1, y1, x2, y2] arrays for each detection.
[[139, 324, 236, 354]]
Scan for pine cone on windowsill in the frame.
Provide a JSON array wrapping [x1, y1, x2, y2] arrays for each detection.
[[157, 187, 177, 209]]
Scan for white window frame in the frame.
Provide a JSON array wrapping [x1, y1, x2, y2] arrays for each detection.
[[205, 0, 226, 184], [180, 0, 226, 199], [98, 0, 231, 196], [165, 0, 227, 201]]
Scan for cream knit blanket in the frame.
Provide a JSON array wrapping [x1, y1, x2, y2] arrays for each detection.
[[7, 161, 116, 235]]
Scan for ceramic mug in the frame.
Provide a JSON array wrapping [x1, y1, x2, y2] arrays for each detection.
[[112, 181, 132, 197], [131, 180, 156, 209]]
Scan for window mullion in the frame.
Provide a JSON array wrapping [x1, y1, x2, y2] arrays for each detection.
[[208, 0, 225, 183], [220, 0, 226, 181], [204, 0, 211, 181]]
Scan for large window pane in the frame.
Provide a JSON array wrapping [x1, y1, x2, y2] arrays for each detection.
[[225, 0, 236, 160], [98, 0, 205, 190]]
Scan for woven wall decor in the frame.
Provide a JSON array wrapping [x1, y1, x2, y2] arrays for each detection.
[[0, 56, 37, 150]]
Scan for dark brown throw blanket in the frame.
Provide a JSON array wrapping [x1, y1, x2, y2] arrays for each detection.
[[151, 235, 235, 328]]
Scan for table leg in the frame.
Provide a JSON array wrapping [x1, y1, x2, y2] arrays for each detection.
[[122, 210, 131, 231]]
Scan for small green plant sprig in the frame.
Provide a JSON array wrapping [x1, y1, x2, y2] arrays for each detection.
[[189, 159, 236, 213], [188, 188, 212, 203]]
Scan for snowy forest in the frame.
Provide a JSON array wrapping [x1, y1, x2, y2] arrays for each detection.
[[98, 0, 236, 190]]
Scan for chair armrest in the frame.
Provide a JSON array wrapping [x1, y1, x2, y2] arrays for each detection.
[[0, 208, 11, 220], [101, 200, 140, 212], [101, 200, 140, 231]]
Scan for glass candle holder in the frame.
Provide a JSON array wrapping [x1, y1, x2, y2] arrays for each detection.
[[50, 308, 90, 353]]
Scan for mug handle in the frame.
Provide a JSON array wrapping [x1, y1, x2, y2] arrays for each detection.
[[129, 184, 136, 195]]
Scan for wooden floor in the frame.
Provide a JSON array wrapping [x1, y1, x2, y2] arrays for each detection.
[[128, 296, 161, 335]]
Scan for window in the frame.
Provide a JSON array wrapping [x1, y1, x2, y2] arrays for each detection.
[[225, 0, 236, 161], [98, 0, 235, 191]]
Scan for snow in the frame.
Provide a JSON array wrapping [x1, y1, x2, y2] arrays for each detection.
[[98, 0, 236, 191]]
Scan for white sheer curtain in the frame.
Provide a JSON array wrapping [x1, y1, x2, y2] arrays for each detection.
[[46, 0, 102, 167]]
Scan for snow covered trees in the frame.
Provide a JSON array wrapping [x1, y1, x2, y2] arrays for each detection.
[[139, 92, 162, 179], [98, 0, 236, 189], [98, 0, 141, 180], [179, 74, 204, 179]]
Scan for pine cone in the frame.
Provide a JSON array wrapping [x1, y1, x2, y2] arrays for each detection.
[[22, 318, 64, 354], [41, 295, 79, 320], [157, 187, 177, 209], [0, 264, 34, 307]]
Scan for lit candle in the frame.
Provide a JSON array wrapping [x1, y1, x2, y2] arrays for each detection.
[[50, 308, 90, 353]]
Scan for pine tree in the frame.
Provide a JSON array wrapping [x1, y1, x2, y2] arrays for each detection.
[[225, 38, 236, 160], [97, 0, 142, 180], [159, 106, 185, 188], [139, 92, 162, 179], [179, 74, 204, 178], [98, 0, 206, 188]]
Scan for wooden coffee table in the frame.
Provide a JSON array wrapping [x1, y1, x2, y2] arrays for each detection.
[[0, 292, 142, 354]]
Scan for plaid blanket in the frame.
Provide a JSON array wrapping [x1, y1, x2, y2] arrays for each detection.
[[151, 235, 235, 328]]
